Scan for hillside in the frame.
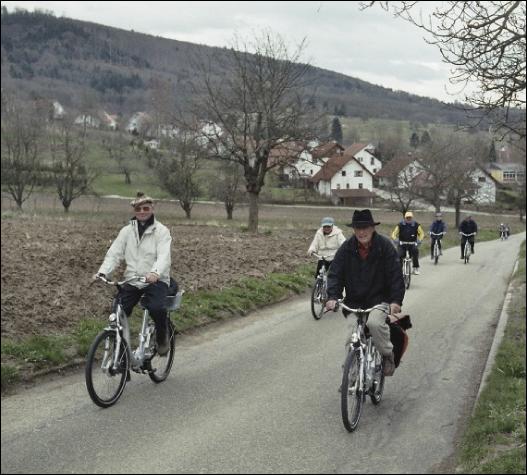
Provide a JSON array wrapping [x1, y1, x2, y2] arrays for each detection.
[[1, 8, 479, 127]]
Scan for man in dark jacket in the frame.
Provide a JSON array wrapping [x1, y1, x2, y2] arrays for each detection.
[[459, 215, 478, 258], [326, 209, 405, 376], [429, 212, 447, 258]]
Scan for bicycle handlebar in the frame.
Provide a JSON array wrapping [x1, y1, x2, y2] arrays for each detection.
[[312, 253, 331, 260], [429, 232, 445, 236], [459, 232, 476, 237], [334, 299, 386, 314], [399, 241, 418, 246], [93, 274, 147, 286]]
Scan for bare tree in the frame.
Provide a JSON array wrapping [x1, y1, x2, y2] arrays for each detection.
[[102, 130, 137, 185], [210, 162, 245, 219], [447, 157, 480, 227], [189, 31, 318, 232], [0, 92, 43, 209], [385, 168, 420, 215], [48, 120, 98, 212], [362, 1, 526, 139], [158, 131, 202, 219]]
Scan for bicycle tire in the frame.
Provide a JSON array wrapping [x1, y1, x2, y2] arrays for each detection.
[[464, 242, 470, 264], [341, 350, 363, 432], [404, 261, 411, 289], [149, 320, 176, 383], [369, 350, 385, 405], [310, 279, 324, 320], [85, 330, 129, 408], [434, 243, 439, 265]]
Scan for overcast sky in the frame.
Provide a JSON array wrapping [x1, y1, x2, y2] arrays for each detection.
[[2, 0, 471, 103]]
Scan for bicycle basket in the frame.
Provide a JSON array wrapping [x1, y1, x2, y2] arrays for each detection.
[[165, 291, 183, 311]]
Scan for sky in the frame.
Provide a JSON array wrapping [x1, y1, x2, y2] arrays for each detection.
[[1, 0, 472, 103]]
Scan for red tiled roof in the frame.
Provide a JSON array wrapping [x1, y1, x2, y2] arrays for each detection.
[[268, 141, 307, 167], [343, 143, 368, 158], [311, 141, 344, 159], [310, 155, 353, 182], [375, 156, 415, 178]]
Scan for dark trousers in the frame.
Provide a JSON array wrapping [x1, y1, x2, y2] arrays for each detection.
[[461, 236, 475, 257], [398, 244, 419, 268], [315, 259, 332, 278], [430, 238, 442, 256], [117, 281, 169, 340]]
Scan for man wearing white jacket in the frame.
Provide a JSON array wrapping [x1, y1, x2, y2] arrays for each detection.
[[307, 217, 346, 277], [95, 192, 172, 355]]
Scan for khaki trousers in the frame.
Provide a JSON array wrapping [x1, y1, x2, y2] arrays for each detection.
[[344, 303, 393, 358]]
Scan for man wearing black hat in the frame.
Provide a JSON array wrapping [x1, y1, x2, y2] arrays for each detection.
[[325, 209, 405, 376]]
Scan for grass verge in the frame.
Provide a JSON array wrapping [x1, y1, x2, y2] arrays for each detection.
[[456, 241, 526, 474], [1, 264, 314, 391]]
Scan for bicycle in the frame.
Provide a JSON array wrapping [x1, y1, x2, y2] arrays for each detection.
[[429, 231, 444, 265], [499, 229, 508, 241], [86, 275, 183, 408], [311, 253, 330, 320], [460, 232, 476, 264], [336, 300, 387, 432], [399, 241, 416, 289]]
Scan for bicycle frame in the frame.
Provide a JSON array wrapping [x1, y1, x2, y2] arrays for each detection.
[[460, 232, 475, 264], [430, 232, 444, 264], [399, 241, 415, 288]]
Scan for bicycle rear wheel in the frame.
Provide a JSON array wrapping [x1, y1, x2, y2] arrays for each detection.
[[310, 279, 325, 320], [341, 350, 363, 432], [434, 243, 439, 265], [85, 330, 129, 408], [149, 320, 176, 383], [369, 350, 385, 405]]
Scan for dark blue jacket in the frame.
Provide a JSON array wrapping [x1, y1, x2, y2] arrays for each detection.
[[430, 220, 447, 234], [327, 232, 405, 308]]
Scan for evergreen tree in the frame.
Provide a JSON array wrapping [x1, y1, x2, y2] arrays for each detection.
[[421, 130, 432, 145], [330, 117, 343, 144], [488, 140, 498, 163], [410, 132, 420, 149]]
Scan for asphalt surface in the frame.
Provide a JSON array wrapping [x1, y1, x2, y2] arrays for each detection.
[[1, 232, 525, 474]]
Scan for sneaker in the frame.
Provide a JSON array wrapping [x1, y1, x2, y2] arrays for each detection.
[[413, 268, 420, 275], [383, 353, 396, 377]]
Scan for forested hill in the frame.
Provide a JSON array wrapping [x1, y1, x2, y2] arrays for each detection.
[[1, 8, 474, 126]]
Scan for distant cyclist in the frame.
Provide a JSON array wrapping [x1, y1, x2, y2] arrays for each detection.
[[429, 212, 447, 259], [391, 211, 425, 275], [459, 215, 478, 259], [307, 217, 346, 277]]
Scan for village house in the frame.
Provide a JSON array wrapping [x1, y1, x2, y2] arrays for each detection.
[[344, 143, 382, 176], [486, 162, 525, 185]]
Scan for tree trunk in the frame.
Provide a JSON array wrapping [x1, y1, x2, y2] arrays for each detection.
[[225, 202, 233, 220], [247, 190, 259, 233], [124, 170, 131, 185], [454, 199, 461, 228]]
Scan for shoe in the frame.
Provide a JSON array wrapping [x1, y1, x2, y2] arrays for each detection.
[[383, 353, 396, 377], [156, 335, 170, 356], [413, 268, 420, 275]]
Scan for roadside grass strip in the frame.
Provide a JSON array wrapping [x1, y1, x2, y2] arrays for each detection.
[[457, 241, 526, 474]]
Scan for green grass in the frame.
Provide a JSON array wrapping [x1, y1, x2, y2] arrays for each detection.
[[457, 241, 526, 473], [0, 264, 314, 389]]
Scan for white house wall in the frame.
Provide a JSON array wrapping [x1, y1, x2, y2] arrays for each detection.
[[472, 171, 496, 204], [354, 149, 382, 175], [318, 160, 373, 197]]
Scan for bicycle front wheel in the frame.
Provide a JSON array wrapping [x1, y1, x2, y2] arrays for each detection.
[[464, 243, 470, 264], [85, 330, 129, 408], [341, 350, 363, 432], [310, 279, 325, 320], [404, 262, 411, 289], [434, 244, 439, 265], [149, 320, 176, 383]]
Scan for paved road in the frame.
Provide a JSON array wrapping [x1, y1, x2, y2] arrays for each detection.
[[1, 232, 524, 474]]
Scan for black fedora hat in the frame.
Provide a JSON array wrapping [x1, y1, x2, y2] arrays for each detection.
[[346, 209, 380, 228]]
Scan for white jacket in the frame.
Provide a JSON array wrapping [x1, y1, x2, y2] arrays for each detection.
[[98, 218, 172, 288], [307, 225, 346, 260]]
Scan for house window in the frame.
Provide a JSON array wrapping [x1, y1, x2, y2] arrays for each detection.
[[371, 157, 375, 165], [409, 166, 414, 173], [354, 171, 363, 177], [346, 183, 350, 189], [358, 183, 363, 189], [478, 176, 486, 183], [310, 169, 313, 175], [337, 184, 341, 189], [341, 170, 346, 177], [503, 171, 516, 181], [373, 168, 377, 173], [359, 157, 363, 162]]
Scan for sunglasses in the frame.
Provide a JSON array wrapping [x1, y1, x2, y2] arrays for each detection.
[[134, 206, 152, 212]]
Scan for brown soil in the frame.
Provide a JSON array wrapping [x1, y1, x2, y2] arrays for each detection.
[[1, 215, 313, 340]]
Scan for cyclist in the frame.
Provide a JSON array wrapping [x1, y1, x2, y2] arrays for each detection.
[[93, 192, 172, 355], [505, 223, 511, 238], [325, 209, 405, 377], [307, 217, 346, 278], [429, 212, 447, 259], [459, 215, 478, 259], [391, 211, 425, 275], [498, 223, 509, 239]]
